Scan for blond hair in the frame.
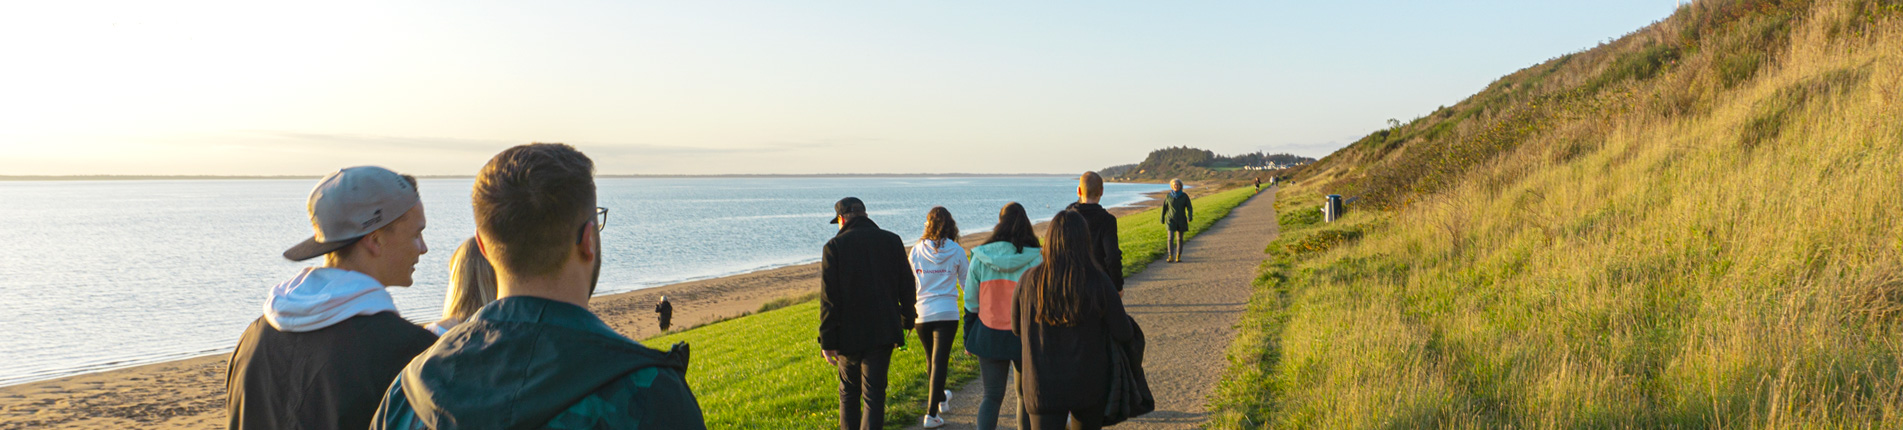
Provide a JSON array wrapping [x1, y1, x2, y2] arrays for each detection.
[[441, 237, 499, 322], [1170, 178, 1184, 190]]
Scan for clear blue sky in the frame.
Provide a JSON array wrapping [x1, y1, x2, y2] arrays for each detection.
[[0, 1, 1679, 176]]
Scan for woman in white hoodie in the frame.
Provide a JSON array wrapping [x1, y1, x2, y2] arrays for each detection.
[[909, 206, 968, 428]]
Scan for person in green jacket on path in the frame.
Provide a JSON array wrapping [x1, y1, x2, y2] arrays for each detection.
[[372, 143, 705, 430], [962, 202, 1043, 430], [1162, 179, 1193, 263]]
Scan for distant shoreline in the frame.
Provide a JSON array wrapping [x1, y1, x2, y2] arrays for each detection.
[[0, 173, 1080, 181]]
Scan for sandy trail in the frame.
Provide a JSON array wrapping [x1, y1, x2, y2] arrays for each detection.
[[911, 187, 1277, 430]]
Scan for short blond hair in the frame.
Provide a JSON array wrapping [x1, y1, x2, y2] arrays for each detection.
[[1170, 178, 1184, 190]]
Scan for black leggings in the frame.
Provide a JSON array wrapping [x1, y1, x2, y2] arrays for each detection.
[[1028, 407, 1106, 430], [915, 320, 957, 416]]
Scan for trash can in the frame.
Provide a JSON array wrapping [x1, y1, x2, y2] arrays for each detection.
[[1325, 195, 1343, 222]]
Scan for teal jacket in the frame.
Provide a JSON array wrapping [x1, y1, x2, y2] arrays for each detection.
[[962, 241, 1042, 360], [371, 297, 705, 430]]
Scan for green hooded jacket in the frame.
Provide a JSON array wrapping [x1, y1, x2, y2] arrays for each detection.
[[371, 296, 705, 430]]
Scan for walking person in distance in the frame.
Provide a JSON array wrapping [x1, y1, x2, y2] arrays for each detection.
[[1162, 179, 1193, 263], [1013, 209, 1134, 430], [656, 295, 674, 332], [963, 202, 1043, 430], [909, 207, 967, 428], [819, 197, 918, 430]]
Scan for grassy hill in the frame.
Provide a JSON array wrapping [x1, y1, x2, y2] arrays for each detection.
[[1217, 0, 1903, 427]]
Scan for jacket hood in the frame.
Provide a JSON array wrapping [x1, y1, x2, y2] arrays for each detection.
[[971, 241, 1041, 272], [262, 267, 400, 332], [401, 297, 688, 430], [914, 239, 964, 265]]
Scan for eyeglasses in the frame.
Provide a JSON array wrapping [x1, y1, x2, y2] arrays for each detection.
[[578, 207, 608, 244]]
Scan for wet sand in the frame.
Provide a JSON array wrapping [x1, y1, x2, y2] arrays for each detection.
[[0, 190, 1185, 430]]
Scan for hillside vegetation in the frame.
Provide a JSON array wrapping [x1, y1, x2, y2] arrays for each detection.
[[1106, 147, 1312, 182], [1216, 0, 1903, 427]]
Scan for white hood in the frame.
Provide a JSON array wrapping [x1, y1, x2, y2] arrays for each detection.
[[915, 239, 961, 264], [909, 239, 968, 324], [263, 267, 402, 333]]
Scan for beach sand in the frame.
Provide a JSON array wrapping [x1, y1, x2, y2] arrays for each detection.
[[0, 187, 1212, 430]]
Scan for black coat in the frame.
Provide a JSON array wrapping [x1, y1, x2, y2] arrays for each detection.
[[818, 217, 918, 354], [227, 312, 436, 430], [1013, 267, 1133, 414], [1067, 203, 1125, 291]]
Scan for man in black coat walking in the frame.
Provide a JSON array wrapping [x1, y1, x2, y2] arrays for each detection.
[[818, 197, 918, 430], [655, 295, 674, 331], [1066, 171, 1126, 292]]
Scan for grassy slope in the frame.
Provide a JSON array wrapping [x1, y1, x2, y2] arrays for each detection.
[[648, 185, 1263, 428], [1213, 0, 1903, 428]]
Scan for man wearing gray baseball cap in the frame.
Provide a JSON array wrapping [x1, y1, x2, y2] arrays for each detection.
[[226, 166, 438, 430]]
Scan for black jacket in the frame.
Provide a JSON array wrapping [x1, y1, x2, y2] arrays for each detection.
[[226, 312, 436, 430], [656, 300, 674, 323], [1013, 267, 1134, 414], [818, 217, 918, 353], [1067, 203, 1125, 291]]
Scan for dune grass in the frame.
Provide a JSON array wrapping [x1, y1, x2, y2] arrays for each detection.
[[645, 185, 1262, 428], [1211, 1, 1903, 428]]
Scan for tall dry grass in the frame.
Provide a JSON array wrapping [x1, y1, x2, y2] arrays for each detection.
[[1214, 0, 1903, 427]]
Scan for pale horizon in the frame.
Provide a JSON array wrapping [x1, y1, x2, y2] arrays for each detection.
[[0, 1, 1678, 176]]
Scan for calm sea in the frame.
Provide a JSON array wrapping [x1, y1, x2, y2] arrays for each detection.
[[0, 176, 1166, 387]]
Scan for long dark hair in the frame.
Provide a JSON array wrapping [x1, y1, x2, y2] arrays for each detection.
[[921, 206, 959, 243], [1026, 209, 1104, 327], [984, 202, 1040, 253]]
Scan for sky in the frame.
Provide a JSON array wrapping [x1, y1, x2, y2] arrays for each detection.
[[0, 1, 1681, 176]]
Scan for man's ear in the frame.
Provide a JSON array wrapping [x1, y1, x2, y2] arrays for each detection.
[[356, 230, 384, 259], [577, 229, 598, 263]]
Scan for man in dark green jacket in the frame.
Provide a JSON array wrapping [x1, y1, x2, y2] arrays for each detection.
[[372, 143, 705, 430], [1162, 178, 1194, 263]]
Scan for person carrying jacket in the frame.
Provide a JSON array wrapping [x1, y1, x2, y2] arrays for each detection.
[[227, 166, 438, 430], [963, 202, 1044, 430], [819, 197, 918, 430], [1162, 179, 1194, 263], [1065, 171, 1125, 292], [372, 143, 706, 429], [908, 206, 967, 429], [1013, 209, 1135, 430]]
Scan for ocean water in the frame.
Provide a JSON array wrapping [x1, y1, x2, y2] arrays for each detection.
[[0, 176, 1166, 387]]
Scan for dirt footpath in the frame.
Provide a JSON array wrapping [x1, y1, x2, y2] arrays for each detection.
[[914, 188, 1279, 429]]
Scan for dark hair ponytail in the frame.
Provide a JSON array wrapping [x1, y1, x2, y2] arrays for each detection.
[[1026, 209, 1103, 326]]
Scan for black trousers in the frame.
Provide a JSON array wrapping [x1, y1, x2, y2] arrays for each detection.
[[837, 345, 893, 430], [915, 321, 957, 416], [1028, 406, 1106, 430]]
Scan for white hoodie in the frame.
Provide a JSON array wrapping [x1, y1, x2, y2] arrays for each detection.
[[262, 267, 404, 333], [909, 239, 969, 324]]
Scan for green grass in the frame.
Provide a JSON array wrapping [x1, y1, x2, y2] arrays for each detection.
[[1210, 1, 1903, 427], [644, 185, 1263, 428]]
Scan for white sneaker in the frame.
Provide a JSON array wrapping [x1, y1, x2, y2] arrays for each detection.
[[943, 390, 954, 407], [922, 415, 946, 429]]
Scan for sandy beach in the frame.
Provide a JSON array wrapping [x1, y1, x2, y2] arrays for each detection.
[[0, 185, 1226, 430]]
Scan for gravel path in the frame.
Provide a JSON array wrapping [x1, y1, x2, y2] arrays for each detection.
[[909, 188, 1278, 430]]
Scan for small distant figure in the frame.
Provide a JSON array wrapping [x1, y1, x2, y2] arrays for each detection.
[[1254, 176, 1261, 191], [426, 237, 498, 336], [656, 295, 674, 331], [1162, 179, 1193, 263], [819, 197, 917, 430]]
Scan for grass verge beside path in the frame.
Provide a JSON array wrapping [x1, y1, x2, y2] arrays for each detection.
[[646, 185, 1263, 428]]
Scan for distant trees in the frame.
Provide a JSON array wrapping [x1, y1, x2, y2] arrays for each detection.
[[1106, 146, 1315, 181]]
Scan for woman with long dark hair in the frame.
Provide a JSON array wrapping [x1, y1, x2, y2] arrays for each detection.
[[909, 206, 966, 428], [1013, 209, 1133, 430], [961, 202, 1043, 430]]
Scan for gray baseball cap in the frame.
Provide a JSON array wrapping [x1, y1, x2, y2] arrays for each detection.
[[282, 166, 420, 261]]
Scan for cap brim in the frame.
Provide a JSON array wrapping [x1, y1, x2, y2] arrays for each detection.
[[282, 236, 360, 261], [828, 216, 840, 224]]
